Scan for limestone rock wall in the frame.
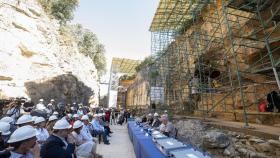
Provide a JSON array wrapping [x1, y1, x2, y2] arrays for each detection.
[[0, 0, 99, 106]]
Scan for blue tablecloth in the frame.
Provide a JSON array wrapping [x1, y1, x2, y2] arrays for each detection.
[[128, 121, 166, 158]]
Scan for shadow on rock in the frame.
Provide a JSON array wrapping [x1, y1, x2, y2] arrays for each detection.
[[25, 74, 94, 105]]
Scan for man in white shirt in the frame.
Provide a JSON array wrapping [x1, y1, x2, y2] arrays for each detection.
[[36, 99, 46, 110], [81, 115, 93, 141], [34, 117, 49, 146]]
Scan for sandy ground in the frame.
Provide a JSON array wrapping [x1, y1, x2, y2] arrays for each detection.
[[96, 124, 136, 158]]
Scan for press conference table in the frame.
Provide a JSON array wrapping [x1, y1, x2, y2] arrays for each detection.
[[127, 121, 166, 158]]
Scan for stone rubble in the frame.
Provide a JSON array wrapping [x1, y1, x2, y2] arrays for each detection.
[[174, 120, 280, 158]]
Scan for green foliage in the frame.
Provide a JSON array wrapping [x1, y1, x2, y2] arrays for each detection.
[[38, 0, 79, 24], [149, 71, 159, 78], [135, 56, 154, 72], [63, 24, 107, 78], [119, 74, 136, 81]]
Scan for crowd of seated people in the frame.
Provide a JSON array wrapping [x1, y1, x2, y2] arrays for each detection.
[[0, 97, 119, 158]]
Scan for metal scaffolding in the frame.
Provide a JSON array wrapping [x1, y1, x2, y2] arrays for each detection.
[[149, 0, 280, 125]]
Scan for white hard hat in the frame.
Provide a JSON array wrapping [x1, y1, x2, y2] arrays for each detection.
[[0, 117, 14, 124], [70, 107, 75, 110], [48, 115, 58, 121], [36, 104, 46, 110], [39, 99, 44, 102], [97, 113, 102, 117], [73, 114, 79, 118], [53, 119, 72, 130], [16, 115, 33, 125], [164, 110, 168, 113], [81, 115, 89, 121], [154, 113, 159, 117], [148, 113, 152, 116], [34, 117, 45, 124], [8, 125, 36, 143], [53, 111, 59, 115], [67, 114, 73, 118], [0, 122, 11, 135], [50, 99, 55, 102], [73, 120, 83, 129], [32, 116, 38, 122]]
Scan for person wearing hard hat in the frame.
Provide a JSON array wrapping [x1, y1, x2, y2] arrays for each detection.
[[77, 106, 84, 116], [40, 119, 75, 158], [71, 120, 97, 158], [66, 114, 74, 126], [0, 122, 11, 146], [91, 114, 110, 145], [73, 114, 80, 121], [0, 116, 17, 133], [8, 125, 37, 158], [46, 115, 58, 134], [80, 115, 94, 141], [36, 99, 46, 111], [151, 113, 161, 128], [145, 113, 153, 126], [70, 106, 76, 114], [34, 117, 49, 146], [47, 99, 55, 113], [53, 111, 59, 116], [16, 115, 33, 127]]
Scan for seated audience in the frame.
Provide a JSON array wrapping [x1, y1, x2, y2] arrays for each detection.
[[40, 119, 75, 158]]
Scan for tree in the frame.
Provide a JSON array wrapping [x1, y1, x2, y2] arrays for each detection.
[[135, 56, 154, 72], [39, 0, 79, 24], [67, 24, 107, 78]]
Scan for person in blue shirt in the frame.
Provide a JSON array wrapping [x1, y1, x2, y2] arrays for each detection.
[[91, 114, 110, 145]]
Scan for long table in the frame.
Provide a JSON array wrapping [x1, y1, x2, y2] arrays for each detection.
[[127, 121, 166, 158]]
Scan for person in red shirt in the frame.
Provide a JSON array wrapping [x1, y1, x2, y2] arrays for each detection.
[[105, 109, 110, 122], [258, 100, 267, 112]]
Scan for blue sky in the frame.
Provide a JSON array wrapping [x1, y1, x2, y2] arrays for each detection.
[[73, 0, 159, 70], [73, 0, 159, 95]]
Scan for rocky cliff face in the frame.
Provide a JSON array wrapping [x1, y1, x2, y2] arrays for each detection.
[[0, 0, 99, 106]]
